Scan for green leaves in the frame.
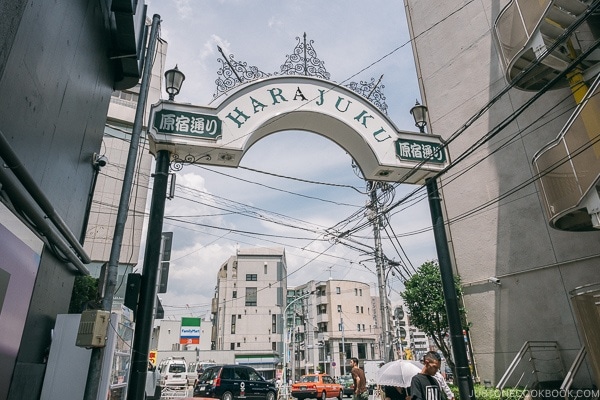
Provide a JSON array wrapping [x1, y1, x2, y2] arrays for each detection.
[[401, 261, 465, 367]]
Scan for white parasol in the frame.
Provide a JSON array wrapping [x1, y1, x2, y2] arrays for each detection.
[[375, 360, 424, 387]]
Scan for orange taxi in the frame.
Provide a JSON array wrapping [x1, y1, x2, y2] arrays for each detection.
[[291, 373, 343, 400]]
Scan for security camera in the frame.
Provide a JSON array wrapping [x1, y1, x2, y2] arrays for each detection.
[[488, 277, 501, 285], [93, 153, 108, 169]]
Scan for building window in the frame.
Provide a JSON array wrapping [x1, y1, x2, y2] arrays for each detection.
[[338, 323, 343, 331], [361, 306, 364, 313], [359, 288, 363, 296], [357, 324, 361, 332], [355, 288, 358, 296], [231, 315, 236, 334], [317, 304, 327, 314], [264, 263, 268, 274], [362, 324, 365, 331], [233, 290, 237, 298], [318, 322, 328, 332], [245, 287, 257, 306], [356, 306, 359, 313], [336, 287, 341, 294], [272, 342, 277, 351], [246, 274, 257, 281], [272, 314, 277, 333], [337, 305, 342, 312], [237, 342, 241, 347], [230, 343, 235, 350]]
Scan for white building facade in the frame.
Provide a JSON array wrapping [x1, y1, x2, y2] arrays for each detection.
[[210, 247, 287, 378], [288, 280, 381, 379]]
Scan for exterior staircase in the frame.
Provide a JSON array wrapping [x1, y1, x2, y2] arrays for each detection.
[[493, 0, 600, 91]]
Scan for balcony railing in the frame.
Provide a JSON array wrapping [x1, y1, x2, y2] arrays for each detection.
[[532, 74, 600, 230], [493, 0, 597, 90]]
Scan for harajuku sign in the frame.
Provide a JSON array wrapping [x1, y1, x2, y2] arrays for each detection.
[[148, 76, 447, 184]]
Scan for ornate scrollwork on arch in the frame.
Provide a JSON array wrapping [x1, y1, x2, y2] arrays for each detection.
[[213, 46, 271, 99], [170, 153, 212, 172], [277, 33, 330, 80], [345, 77, 388, 115]]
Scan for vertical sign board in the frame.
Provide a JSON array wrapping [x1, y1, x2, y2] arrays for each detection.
[[180, 317, 201, 345]]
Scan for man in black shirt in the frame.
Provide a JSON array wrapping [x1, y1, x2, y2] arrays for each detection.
[[410, 351, 442, 400]]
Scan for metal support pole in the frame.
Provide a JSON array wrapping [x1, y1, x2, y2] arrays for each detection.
[[425, 178, 475, 400], [127, 149, 171, 400], [340, 317, 346, 375], [83, 13, 161, 400], [369, 181, 390, 362], [282, 292, 313, 399]]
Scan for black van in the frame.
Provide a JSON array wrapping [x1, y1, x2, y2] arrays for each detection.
[[193, 365, 277, 400]]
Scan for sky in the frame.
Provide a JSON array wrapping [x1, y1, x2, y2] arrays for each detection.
[[141, 0, 438, 321]]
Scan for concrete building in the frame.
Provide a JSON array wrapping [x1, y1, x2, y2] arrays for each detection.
[[83, 24, 167, 308], [0, 1, 147, 398], [391, 303, 432, 362], [289, 280, 381, 378], [404, 0, 600, 388], [152, 318, 213, 352], [210, 247, 287, 379]]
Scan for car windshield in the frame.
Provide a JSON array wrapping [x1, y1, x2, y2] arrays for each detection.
[[300, 376, 319, 383], [169, 364, 186, 373], [199, 367, 220, 381]]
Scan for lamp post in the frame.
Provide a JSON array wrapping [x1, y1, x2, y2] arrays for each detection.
[[165, 65, 185, 101], [126, 66, 185, 400], [411, 103, 476, 400], [410, 100, 428, 133], [282, 291, 314, 399]]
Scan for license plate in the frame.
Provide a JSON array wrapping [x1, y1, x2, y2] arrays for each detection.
[[301, 386, 306, 390], [200, 386, 206, 391]]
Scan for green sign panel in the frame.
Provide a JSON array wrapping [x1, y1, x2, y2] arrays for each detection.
[[153, 109, 222, 139], [395, 138, 446, 164]]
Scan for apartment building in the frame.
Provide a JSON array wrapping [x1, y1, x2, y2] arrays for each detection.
[[289, 280, 381, 378], [210, 247, 287, 378]]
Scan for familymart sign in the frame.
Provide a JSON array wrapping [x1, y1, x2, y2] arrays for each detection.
[[148, 76, 447, 184]]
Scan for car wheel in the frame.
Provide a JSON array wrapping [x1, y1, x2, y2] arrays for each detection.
[[266, 391, 276, 400], [222, 391, 234, 400], [321, 391, 327, 400]]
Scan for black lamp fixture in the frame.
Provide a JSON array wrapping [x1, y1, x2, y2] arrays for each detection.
[[410, 100, 428, 133], [164, 65, 185, 101]]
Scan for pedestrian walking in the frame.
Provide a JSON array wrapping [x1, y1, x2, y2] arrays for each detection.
[[349, 357, 368, 400], [410, 351, 443, 400]]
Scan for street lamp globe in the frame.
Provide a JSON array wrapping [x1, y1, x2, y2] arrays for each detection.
[[164, 65, 185, 101], [410, 100, 428, 133]]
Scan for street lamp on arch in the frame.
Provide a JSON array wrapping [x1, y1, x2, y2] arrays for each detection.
[[410, 100, 428, 133], [164, 65, 186, 101]]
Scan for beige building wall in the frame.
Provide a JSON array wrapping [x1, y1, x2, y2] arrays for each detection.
[[83, 32, 168, 266], [213, 247, 287, 353], [404, 0, 600, 387]]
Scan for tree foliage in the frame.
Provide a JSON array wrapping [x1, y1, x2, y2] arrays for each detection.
[[400, 260, 465, 370], [68, 275, 99, 313]]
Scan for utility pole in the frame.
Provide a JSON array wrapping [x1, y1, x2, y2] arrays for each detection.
[[83, 13, 161, 400], [368, 181, 390, 362]]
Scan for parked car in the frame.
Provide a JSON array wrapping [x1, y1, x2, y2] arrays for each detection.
[[193, 364, 277, 400], [337, 375, 354, 397], [158, 357, 188, 388], [189, 360, 218, 386], [291, 374, 343, 400]]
